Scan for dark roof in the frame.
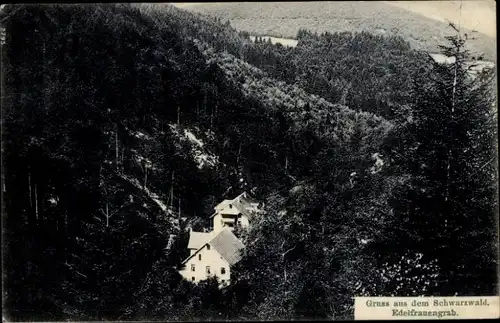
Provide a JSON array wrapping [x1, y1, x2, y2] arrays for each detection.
[[231, 198, 252, 218], [208, 228, 245, 265], [187, 231, 214, 250], [181, 228, 245, 266]]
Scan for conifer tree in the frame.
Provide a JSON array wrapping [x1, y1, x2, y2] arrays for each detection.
[[388, 23, 497, 295]]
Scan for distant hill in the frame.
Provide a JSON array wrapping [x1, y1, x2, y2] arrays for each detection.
[[174, 1, 496, 60], [2, 3, 496, 321]]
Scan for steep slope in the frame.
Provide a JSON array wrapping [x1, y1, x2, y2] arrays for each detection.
[[152, 4, 440, 121], [132, 3, 394, 189], [175, 1, 495, 60], [2, 3, 394, 321], [1, 4, 234, 320], [200, 44, 392, 142]]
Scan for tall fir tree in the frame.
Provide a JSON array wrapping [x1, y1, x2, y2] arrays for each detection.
[[386, 24, 498, 295]]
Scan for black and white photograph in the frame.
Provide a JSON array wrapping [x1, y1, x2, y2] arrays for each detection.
[[1, 1, 498, 321]]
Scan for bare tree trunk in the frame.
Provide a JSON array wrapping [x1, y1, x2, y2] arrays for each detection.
[[115, 126, 119, 171], [105, 201, 109, 228], [177, 105, 180, 125], [121, 147, 125, 173], [285, 155, 288, 171], [65, 212, 68, 264], [210, 108, 214, 129], [170, 171, 175, 208], [144, 166, 148, 190], [341, 82, 351, 105], [237, 143, 242, 165], [28, 170, 32, 208], [214, 89, 218, 127], [445, 38, 460, 203], [34, 183, 39, 220], [203, 91, 207, 116]]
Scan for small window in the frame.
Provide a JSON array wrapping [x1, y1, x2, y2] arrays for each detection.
[[206, 244, 211, 250], [221, 280, 225, 285], [191, 264, 195, 272], [221, 267, 226, 275], [206, 266, 211, 274], [191, 277, 195, 281], [198, 254, 202, 261], [229, 204, 232, 208]]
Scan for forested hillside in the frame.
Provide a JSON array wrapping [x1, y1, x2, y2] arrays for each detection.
[[177, 1, 496, 60], [2, 3, 497, 321], [238, 30, 430, 120], [135, 3, 432, 120]]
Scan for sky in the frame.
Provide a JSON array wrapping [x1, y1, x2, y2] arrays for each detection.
[[383, 1, 496, 38]]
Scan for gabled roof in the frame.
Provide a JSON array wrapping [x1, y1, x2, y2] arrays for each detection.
[[214, 199, 232, 211], [181, 228, 245, 266], [208, 228, 245, 265], [210, 191, 259, 219], [187, 231, 214, 250], [231, 199, 252, 218]]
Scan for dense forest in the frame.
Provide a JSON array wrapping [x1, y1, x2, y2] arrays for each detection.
[[239, 30, 429, 120], [179, 1, 496, 61], [1, 3, 498, 321]]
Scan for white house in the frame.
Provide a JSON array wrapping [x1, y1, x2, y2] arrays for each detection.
[[178, 227, 245, 286], [178, 192, 260, 286], [210, 192, 260, 233]]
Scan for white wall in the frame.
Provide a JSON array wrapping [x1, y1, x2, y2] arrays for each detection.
[[212, 213, 224, 232], [239, 216, 249, 228], [179, 244, 232, 285], [212, 206, 250, 233]]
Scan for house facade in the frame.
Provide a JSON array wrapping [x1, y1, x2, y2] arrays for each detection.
[[179, 227, 245, 285], [178, 192, 259, 286], [210, 192, 260, 233]]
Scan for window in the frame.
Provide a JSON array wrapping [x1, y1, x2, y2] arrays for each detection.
[[206, 244, 211, 250], [191, 277, 195, 281], [198, 254, 202, 261], [221, 267, 226, 275], [206, 266, 211, 274], [191, 264, 195, 272], [221, 280, 225, 285]]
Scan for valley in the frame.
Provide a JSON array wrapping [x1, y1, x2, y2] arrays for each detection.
[[249, 35, 298, 47], [176, 1, 496, 60], [1, 2, 497, 322]]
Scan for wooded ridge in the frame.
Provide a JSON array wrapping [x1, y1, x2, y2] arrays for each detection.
[[1, 3, 497, 321]]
